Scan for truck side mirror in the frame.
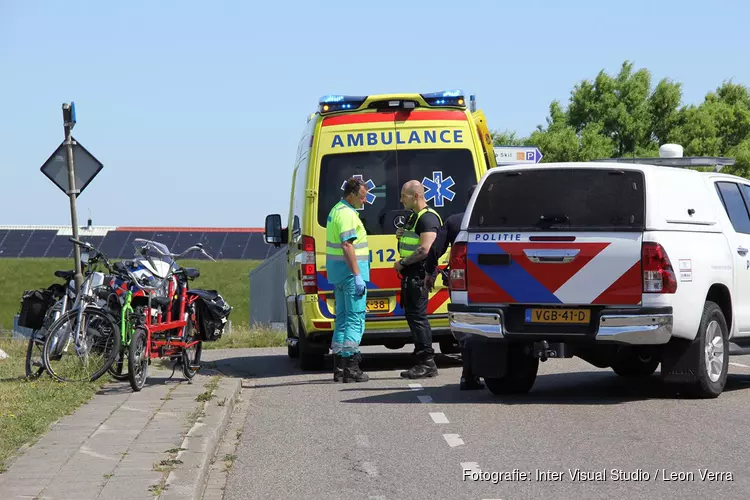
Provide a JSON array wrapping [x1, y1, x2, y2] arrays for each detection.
[[264, 214, 285, 247]]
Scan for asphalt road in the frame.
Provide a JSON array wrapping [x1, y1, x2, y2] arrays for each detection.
[[203, 345, 750, 500]]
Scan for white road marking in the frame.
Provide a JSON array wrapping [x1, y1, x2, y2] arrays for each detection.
[[408, 383, 423, 391], [356, 434, 371, 448], [362, 462, 379, 477], [443, 434, 465, 447], [730, 362, 750, 368], [430, 412, 449, 424], [418, 395, 433, 403], [461, 461, 481, 473]]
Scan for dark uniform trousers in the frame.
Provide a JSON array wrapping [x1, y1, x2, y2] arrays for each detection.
[[400, 272, 434, 357]]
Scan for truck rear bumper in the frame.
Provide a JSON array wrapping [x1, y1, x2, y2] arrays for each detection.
[[447, 305, 673, 345]]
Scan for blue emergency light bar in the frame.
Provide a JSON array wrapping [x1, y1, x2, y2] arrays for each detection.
[[318, 95, 367, 113], [420, 89, 466, 107]]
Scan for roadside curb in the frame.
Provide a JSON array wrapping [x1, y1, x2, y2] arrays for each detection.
[[158, 376, 242, 500]]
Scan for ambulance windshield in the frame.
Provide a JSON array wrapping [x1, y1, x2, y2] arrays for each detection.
[[317, 149, 476, 235]]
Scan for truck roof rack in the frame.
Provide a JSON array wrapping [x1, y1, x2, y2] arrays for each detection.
[[590, 156, 735, 172]]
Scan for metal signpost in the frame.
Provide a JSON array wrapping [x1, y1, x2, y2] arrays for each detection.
[[494, 146, 544, 165], [39, 102, 104, 293]]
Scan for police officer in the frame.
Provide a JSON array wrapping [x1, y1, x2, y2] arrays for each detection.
[[425, 185, 484, 390], [395, 180, 442, 379], [325, 177, 370, 383]]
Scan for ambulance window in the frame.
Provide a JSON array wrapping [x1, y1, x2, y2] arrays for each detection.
[[317, 151, 399, 235], [469, 168, 646, 231], [397, 149, 476, 223]]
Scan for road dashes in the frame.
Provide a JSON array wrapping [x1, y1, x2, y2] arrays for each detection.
[[443, 433, 465, 447], [430, 412, 449, 424], [461, 461, 481, 473], [729, 362, 750, 368], [417, 395, 433, 403]]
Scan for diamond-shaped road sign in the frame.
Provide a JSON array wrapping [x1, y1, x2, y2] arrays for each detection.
[[40, 137, 103, 197]]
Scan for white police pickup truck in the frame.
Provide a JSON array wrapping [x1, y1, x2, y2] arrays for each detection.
[[447, 144, 750, 398]]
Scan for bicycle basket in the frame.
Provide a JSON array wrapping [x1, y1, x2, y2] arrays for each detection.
[[190, 289, 232, 342], [18, 289, 55, 330]]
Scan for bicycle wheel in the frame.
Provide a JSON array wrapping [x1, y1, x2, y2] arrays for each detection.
[[42, 307, 121, 382], [108, 345, 129, 381], [26, 301, 63, 379], [181, 316, 202, 380], [128, 327, 149, 392]]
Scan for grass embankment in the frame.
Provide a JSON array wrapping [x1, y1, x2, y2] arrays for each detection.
[[1, 258, 258, 329], [0, 335, 108, 472], [0, 257, 286, 347]]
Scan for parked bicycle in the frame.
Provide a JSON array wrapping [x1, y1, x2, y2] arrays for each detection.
[[107, 238, 231, 392], [19, 270, 76, 379], [40, 238, 122, 382]]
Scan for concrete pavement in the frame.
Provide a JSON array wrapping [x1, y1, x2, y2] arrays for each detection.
[[202, 345, 750, 500], [0, 364, 240, 500]]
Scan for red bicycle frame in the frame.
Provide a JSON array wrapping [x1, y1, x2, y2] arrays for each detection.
[[144, 275, 201, 360]]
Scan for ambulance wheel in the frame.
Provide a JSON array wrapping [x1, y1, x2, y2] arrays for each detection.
[[484, 345, 538, 395], [288, 343, 299, 358], [287, 317, 299, 359], [300, 350, 324, 371], [297, 321, 324, 371]]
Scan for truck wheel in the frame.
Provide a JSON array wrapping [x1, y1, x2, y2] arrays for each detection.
[[611, 348, 660, 377], [484, 346, 538, 395], [439, 338, 462, 355], [691, 301, 729, 398]]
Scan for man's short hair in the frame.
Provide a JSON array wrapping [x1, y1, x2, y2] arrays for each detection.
[[467, 184, 477, 199], [342, 177, 365, 196]]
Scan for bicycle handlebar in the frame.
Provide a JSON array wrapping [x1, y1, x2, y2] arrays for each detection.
[[177, 244, 216, 262], [69, 237, 115, 272], [71, 237, 214, 293]]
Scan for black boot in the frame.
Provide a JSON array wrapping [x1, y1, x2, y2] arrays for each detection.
[[343, 353, 369, 383], [400, 352, 439, 379], [333, 354, 343, 382]]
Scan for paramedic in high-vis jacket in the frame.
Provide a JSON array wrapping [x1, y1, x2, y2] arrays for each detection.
[[325, 177, 371, 383]]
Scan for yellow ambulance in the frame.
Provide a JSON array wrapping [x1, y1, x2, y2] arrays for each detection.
[[264, 90, 497, 370]]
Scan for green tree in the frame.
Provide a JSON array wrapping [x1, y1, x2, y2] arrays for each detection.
[[488, 60, 750, 177]]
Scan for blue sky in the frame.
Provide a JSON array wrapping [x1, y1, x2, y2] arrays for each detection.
[[2, 0, 748, 228]]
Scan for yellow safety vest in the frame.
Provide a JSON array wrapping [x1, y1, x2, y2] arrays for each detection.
[[398, 206, 443, 259], [325, 200, 369, 276]]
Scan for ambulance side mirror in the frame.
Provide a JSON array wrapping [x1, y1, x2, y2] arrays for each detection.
[[264, 214, 287, 247]]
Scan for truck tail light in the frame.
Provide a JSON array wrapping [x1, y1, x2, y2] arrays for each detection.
[[449, 241, 468, 291], [642, 242, 677, 294]]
